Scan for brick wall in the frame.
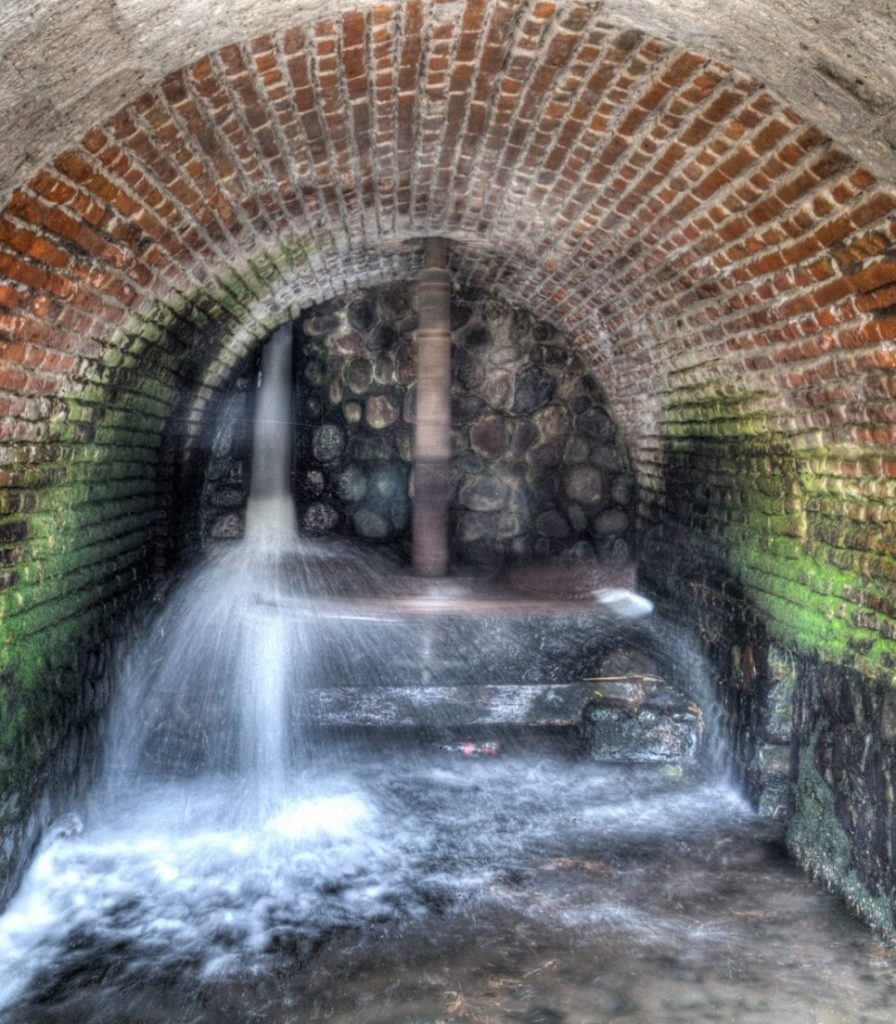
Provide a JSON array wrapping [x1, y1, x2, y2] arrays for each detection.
[[0, 0, 894, 923]]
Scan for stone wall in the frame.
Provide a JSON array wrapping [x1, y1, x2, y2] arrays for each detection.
[[202, 283, 635, 568], [643, 561, 896, 935]]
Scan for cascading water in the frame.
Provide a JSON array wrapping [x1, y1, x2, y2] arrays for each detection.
[[102, 323, 304, 809], [0, 322, 893, 1023]]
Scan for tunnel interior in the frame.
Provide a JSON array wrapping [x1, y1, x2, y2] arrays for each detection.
[[1, 0, 895, 1008]]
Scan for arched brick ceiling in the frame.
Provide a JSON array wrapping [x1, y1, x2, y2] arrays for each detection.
[[2, 0, 895, 202], [0, 0, 894, 686]]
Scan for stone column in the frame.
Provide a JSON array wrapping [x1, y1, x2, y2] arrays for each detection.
[[412, 238, 452, 576]]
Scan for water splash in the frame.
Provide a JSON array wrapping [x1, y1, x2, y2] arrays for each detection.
[[0, 320, 746, 1019]]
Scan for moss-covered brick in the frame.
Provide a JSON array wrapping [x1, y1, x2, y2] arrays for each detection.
[[650, 387, 896, 680]]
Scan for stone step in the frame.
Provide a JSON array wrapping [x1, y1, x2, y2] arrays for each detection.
[[302, 682, 704, 767], [303, 682, 602, 728], [583, 697, 703, 765]]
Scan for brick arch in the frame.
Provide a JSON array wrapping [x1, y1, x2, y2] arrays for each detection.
[[1, 0, 895, 901]]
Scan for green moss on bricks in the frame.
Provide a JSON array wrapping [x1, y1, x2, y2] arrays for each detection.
[[659, 387, 896, 679], [0, 230, 330, 813]]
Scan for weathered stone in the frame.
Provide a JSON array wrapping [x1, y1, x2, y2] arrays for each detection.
[[455, 349, 485, 390], [611, 474, 634, 506], [365, 393, 399, 429], [452, 393, 486, 420], [328, 377, 343, 405], [332, 331, 364, 355], [374, 353, 395, 383], [347, 357, 373, 394], [344, 401, 362, 424], [564, 465, 603, 506], [389, 500, 410, 531], [762, 645, 797, 744], [209, 485, 244, 509], [211, 422, 234, 458], [337, 464, 367, 503], [490, 344, 521, 366], [304, 312, 341, 337], [512, 366, 555, 414], [302, 468, 326, 498], [206, 456, 235, 482], [209, 512, 244, 540], [402, 383, 416, 423], [461, 322, 490, 347], [453, 453, 485, 481], [583, 699, 703, 764], [752, 742, 791, 820], [497, 510, 525, 538], [451, 302, 473, 331], [368, 322, 399, 351], [536, 509, 571, 538], [395, 424, 414, 462], [352, 507, 390, 539], [531, 342, 569, 369], [370, 463, 403, 499], [528, 439, 564, 467], [534, 403, 571, 438], [458, 475, 511, 512], [351, 435, 392, 460], [302, 501, 340, 535], [512, 420, 538, 456], [306, 396, 323, 417], [312, 423, 345, 463], [470, 415, 509, 457], [303, 360, 326, 386], [347, 297, 375, 333], [482, 370, 514, 410], [567, 503, 587, 533], [395, 341, 416, 385], [377, 284, 410, 321], [607, 538, 630, 565], [590, 444, 625, 471], [564, 436, 590, 464], [578, 408, 616, 441], [457, 511, 494, 544], [592, 508, 629, 535]]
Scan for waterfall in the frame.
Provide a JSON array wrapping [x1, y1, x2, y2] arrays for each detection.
[[245, 322, 298, 547], [101, 322, 302, 803]]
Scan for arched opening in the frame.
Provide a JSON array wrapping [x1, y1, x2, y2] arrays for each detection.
[[1, 0, 895, 1015]]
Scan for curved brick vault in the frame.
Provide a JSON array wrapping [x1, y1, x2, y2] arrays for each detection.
[[1, 0, 895, 921]]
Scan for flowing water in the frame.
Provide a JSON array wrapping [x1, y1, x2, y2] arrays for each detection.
[[1, 748, 894, 1023], [1, 326, 894, 1021]]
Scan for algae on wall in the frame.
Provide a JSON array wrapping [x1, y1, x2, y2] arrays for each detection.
[[651, 385, 896, 681]]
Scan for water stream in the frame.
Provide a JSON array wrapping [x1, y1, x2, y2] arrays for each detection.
[[0, 326, 893, 1021]]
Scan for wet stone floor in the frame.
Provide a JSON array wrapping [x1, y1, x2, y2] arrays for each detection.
[[1, 742, 894, 1023]]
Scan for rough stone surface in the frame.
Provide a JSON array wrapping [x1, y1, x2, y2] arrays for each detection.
[[564, 466, 604, 507], [512, 367, 556, 415], [206, 284, 633, 562], [312, 424, 345, 464], [301, 502, 340, 535], [583, 702, 703, 765], [365, 394, 399, 431], [470, 416, 509, 458]]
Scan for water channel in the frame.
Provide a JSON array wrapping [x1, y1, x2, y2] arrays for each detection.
[[0, 324, 893, 1022]]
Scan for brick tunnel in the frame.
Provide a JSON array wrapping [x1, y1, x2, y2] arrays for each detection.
[[1, 0, 895, 976]]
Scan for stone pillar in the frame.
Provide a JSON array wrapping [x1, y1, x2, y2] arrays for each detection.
[[412, 238, 452, 576]]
